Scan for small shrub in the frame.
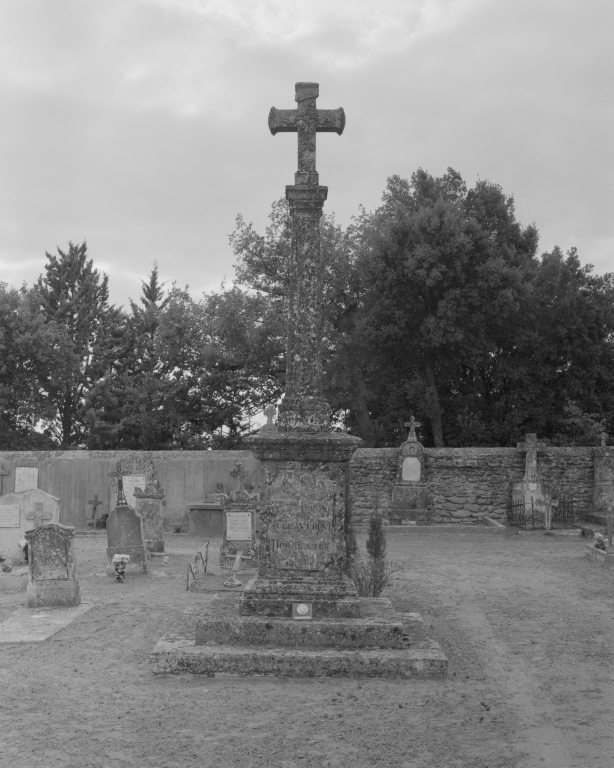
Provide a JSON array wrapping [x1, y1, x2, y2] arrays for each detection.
[[345, 526, 358, 572], [366, 515, 386, 560], [349, 557, 401, 598]]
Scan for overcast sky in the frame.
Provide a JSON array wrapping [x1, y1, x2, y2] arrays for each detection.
[[0, 0, 612, 308]]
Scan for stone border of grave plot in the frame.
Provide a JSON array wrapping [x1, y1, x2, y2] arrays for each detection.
[[584, 542, 614, 567], [0, 566, 28, 593]]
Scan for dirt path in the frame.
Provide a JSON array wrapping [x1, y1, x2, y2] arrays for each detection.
[[0, 528, 612, 768]]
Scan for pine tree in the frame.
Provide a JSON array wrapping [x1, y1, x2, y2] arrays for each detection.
[[36, 241, 123, 447], [366, 514, 386, 560]]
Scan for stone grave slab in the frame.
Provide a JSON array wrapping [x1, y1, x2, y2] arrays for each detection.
[[0, 489, 61, 565], [106, 505, 149, 576], [25, 524, 80, 607], [0, 603, 93, 643]]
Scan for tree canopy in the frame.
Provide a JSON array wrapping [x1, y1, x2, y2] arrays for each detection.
[[2, 170, 613, 450]]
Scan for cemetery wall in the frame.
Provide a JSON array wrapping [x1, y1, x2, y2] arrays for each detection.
[[348, 446, 595, 527], [0, 446, 597, 530], [0, 451, 259, 529]]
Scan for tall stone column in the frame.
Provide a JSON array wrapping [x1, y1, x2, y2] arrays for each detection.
[[243, 83, 362, 618]]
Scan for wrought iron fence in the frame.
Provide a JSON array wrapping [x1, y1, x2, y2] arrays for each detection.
[[552, 494, 575, 528], [507, 494, 575, 529]]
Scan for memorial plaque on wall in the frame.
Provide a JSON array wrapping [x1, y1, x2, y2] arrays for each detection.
[[15, 467, 38, 493], [0, 505, 20, 527], [226, 512, 252, 541]]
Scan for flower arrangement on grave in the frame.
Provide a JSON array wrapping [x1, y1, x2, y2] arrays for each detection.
[[593, 532, 607, 550], [111, 554, 131, 582]]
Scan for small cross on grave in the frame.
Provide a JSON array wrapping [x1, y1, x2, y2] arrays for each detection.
[[25, 502, 51, 528], [404, 416, 421, 442], [108, 462, 131, 507], [517, 433, 546, 485], [88, 494, 103, 521], [269, 82, 345, 186], [0, 463, 9, 495], [229, 462, 250, 491], [260, 404, 278, 433]]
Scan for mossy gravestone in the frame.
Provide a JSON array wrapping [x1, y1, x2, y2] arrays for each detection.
[[0, 489, 61, 565], [391, 417, 430, 524], [106, 506, 149, 576], [25, 524, 80, 608]]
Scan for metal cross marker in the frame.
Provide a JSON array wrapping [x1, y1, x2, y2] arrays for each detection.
[[404, 416, 421, 442], [88, 493, 103, 521], [269, 82, 345, 186], [229, 462, 250, 490], [108, 462, 131, 506], [0, 463, 9, 495]]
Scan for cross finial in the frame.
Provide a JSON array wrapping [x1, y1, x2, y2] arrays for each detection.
[[404, 415, 421, 442], [269, 82, 345, 186], [108, 461, 131, 506], [260, 404, 278, 433], [88, 493, 103, 520], [229, 462, 250, 490]]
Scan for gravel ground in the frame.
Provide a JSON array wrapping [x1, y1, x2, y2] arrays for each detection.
[[0, 527, 612, 768]]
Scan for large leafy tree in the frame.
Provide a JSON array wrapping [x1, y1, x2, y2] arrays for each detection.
[[361, 169, 539, 446], [0, 283, 66, 448], [35, 241, 123, 447]]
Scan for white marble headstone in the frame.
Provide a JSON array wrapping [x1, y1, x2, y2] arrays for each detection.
[[401, 457, 421, 482]]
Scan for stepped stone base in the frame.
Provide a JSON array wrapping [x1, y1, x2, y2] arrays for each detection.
[[240, 576, 361, 618], [150, 593, 447, 678]]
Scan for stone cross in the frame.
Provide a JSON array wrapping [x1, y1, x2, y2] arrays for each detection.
[[88, 494, 103, 521], [405, 416, 421, 442], [25, 501, 51, 528], [229, 462, 250, 491], [108, 462, 131, 507], [260, 404, 278, 433], [269, 82, 345, 186], [517, 433, 546, 484], [0, 463, 9, 495], [270, 83, 345, 433]]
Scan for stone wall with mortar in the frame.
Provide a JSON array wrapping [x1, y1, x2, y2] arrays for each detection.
[[348, 446, 596, 528], [0, 445, 597, 530]]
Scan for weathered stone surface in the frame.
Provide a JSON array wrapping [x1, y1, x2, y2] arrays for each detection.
[[0, 489, 61, 564], [106, 505, 148, 575], [133, 461, 165, 553], [196, 594, 404, 647], [219, 462, 258, 568], [25, 523, 80, 608]]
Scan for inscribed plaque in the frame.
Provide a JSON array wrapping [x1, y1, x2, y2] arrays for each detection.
[[265, 467, 340, 572], [401, 457, 421, 482], [109, 475, 145, 510], [226, 512, 252, 541], [15, 467, 38, 493], [0, 505, 20, 528]]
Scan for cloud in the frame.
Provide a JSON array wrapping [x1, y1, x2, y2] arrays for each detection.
[[0, 0, 611, 308]]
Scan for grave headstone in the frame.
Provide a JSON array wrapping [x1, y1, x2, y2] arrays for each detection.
[[391, 417, 430, 524], [513, 433, 552, 527], [108, 462, 145, 510], [133, 461, 166, 552], [219, 462, 257, 570], [15, 467, 38, 493], [0, 489, 61, 564], [25, 523, 80, 607], [106, 506, 149, 576]]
